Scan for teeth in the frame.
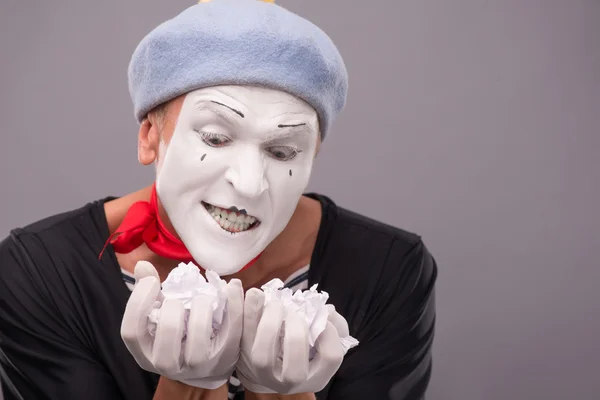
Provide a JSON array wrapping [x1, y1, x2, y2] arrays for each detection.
[[205, 203, 259, 233]]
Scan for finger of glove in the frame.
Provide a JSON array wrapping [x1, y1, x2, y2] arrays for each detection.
[[251, 298, 285, 376], [184, 294, 214, 367], [121, 276, 161, 369], [242, 288, 265, 352], [326, 304, 350, 338], [217, 279, 244, 357], [308, 321, 344, 387], [133, 261, 164, 302], [152, 299, 186, 374], [134, 261, 160, 281], [281, 311, 309, 387]]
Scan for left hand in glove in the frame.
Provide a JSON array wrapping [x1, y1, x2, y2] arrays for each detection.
[[235, 288, 347, 395]]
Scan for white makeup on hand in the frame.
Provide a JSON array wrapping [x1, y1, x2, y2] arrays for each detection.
[[156, 85, 319, 276]]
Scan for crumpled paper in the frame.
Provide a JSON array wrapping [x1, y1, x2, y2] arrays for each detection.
[[261, 279, 359, 359], [148, 262, 227, 338]]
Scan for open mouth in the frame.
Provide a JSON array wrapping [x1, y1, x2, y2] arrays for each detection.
[[202, 201, 261, 233]]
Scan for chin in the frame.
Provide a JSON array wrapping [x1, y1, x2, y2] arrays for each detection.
[[190, 249, 261, 276]]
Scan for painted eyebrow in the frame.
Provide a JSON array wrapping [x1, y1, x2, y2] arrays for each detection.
[[210, 101, 244, 118], [278, 123, 306, 128]]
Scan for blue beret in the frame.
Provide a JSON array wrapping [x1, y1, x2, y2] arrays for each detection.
[[128, 0, 348, 140]]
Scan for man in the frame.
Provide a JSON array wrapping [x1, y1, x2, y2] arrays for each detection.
[[0, 0, 437, 399]]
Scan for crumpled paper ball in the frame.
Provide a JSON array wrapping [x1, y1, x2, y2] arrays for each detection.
[[261, 279, 359, 359], [147, 262, 227, 338]]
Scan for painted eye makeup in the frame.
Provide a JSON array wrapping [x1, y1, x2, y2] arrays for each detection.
[[195, 130, 232, 148], [265, 145, 302, 161]]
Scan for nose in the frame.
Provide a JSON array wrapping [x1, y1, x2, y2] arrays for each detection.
[[224, 146, 269, 198]]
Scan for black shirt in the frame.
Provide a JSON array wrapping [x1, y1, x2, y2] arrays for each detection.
[[0, 193, 437, 400]]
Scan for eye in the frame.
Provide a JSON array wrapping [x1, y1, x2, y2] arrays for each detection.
[[265, 146, 300, 161], [197, 131, 231, 148]]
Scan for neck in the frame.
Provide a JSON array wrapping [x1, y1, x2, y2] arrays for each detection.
[[104, 186, 322, 288]]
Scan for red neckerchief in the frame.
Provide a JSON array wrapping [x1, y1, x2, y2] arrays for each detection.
[[99, 184, 261, 272]]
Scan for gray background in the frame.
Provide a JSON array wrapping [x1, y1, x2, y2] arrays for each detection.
[[1, 0, 599, 399]]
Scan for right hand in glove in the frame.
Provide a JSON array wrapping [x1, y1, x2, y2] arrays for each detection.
[[120, 261, 244, 389]]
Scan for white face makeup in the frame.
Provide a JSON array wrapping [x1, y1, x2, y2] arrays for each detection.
[[156, 85, 319, 276]]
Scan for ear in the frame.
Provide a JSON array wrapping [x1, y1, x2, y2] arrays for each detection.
[[138, 117, 161, 165], [314, 135, 322, 158]]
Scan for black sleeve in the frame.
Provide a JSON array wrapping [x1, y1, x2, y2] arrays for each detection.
[[0, 233, 124, 400], [325, 240, 437, 400]]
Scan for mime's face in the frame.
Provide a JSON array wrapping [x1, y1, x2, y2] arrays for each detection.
[[155, 85, 320, 275]]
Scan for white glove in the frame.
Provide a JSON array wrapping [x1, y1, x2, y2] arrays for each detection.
[[236, 288, 347, 394], [120, 261, 244, 389]]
